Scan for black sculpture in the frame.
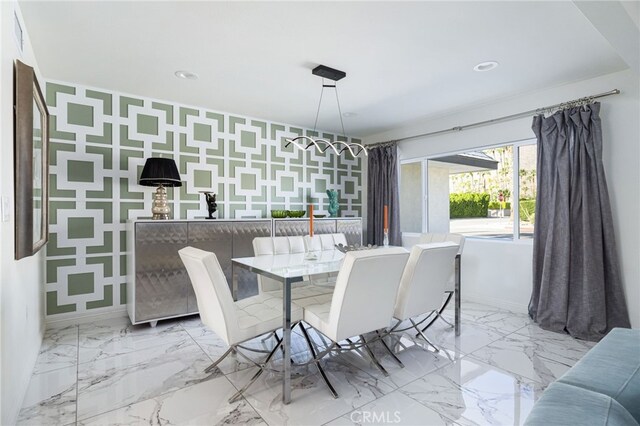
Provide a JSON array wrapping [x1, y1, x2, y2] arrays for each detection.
[[203, 192, 217, 219]]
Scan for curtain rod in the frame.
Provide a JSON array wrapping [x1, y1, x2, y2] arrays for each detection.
[[366, 89, 621, 146]]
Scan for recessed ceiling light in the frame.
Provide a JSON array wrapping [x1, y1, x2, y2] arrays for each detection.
[[473, 61, 499, 72], [175, 70, 198, 80], [342, 112, 357, 118]]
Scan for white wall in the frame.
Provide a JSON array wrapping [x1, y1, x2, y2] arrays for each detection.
[[399, 162, 422, 232], [0, 2, 46, 424], [427, 164, 450, 233], [460, 239, 533, 313], [365, 69, 640, 327]]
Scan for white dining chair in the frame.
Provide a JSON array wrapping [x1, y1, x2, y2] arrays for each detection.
[[252, 236, 335, 299], [179, 246, 303, 403], [392, 242, 460, 351], [303, 233, 348, 252], [303, 233, 348, 285], [417, 233, 465, 330], [293, 247, 410, 398]]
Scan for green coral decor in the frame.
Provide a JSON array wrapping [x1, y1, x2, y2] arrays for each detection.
[[327, 189, 339, 217]]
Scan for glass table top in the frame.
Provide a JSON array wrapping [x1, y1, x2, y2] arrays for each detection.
[[232, 250, 345, 279]]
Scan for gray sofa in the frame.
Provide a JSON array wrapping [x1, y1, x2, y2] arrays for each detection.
[[525, 327, 640, 425]]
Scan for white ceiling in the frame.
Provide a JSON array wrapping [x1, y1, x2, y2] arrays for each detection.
[[19, 1, 629, 137]]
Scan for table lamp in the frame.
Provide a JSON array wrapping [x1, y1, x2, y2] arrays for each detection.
[[139, 157, 182, 220]]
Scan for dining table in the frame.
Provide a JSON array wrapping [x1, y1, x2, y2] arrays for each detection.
[[231, 248, 462, 404], [231, 249, 344, 404]]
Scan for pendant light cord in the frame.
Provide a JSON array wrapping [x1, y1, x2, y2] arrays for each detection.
[[283, 67, 367, 157], [313, 78, 348, 139], [312, 81, 325, 133], [334, 84, 347, 139]]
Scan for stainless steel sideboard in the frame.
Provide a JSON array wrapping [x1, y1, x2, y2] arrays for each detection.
[[126, 217, 362, 325], [273, 218, 363, 246]]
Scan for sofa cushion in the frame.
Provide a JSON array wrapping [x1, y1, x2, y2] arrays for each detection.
[[556, 328, 640, 421], [524, 382, 638, 426]]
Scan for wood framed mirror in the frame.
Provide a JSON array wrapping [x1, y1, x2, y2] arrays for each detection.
[[14, 59, 49, 260]]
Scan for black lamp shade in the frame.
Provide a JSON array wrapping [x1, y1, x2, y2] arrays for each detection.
[[139, 158, 182, 187]]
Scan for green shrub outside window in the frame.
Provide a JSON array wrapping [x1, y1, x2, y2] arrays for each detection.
[[488, 201, 512, 210], [519, 199, 536, 224], [450, 193, 490, 218]]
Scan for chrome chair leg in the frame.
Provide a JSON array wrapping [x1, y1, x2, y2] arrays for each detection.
[[300, 324, 339, 398], [228, 338, 283, 403], [313, 328, 333, 349], [272, 330, 285, 357], [237, 329, 285, 354], [273, 327, 297, 365], [375, 330, 404, 368], [437, 313, 454, 328], [360, 334, 389, 377], [342, 338, 365, 358], [237, 344, 272, 354], [439, 291, 454, 315], [411, 318, 440, 352], [261, 330, 277, 343], [419, 292, 453, 333], [205, 346, 234, 373], [413, 312, 437, 335]]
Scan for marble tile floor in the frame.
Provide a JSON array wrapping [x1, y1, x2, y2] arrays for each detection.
[[17, 302, 596, 426]]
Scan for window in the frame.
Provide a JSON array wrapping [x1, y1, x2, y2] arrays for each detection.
[[518, 144, 537, 239], [399, 139, 536, 240], [441, 146, 515, 238]]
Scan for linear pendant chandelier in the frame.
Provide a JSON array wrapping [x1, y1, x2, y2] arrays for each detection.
[[285, 65, 367, 157]]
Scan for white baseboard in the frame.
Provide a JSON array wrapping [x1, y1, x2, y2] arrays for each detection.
[[463, 293, 529, 314], [45, 307, 129, 329]]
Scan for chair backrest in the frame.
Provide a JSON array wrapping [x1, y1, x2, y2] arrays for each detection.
[[253, 235, 306, 255], [178, 247, 236, 344], [419, 233, 464, 291], [419, 233, 465, 255], [304, 233, 348, 252], [393, 242, 460, 320], [253, 236, 306, 292], [327, 247, 409, 342]]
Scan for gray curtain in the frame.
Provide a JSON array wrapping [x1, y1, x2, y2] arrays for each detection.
[[367, 142, 401, 246], [529, 102, 630, 341]]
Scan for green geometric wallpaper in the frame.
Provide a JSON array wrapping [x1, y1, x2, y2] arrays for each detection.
[[45, 81, 363, 317]]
